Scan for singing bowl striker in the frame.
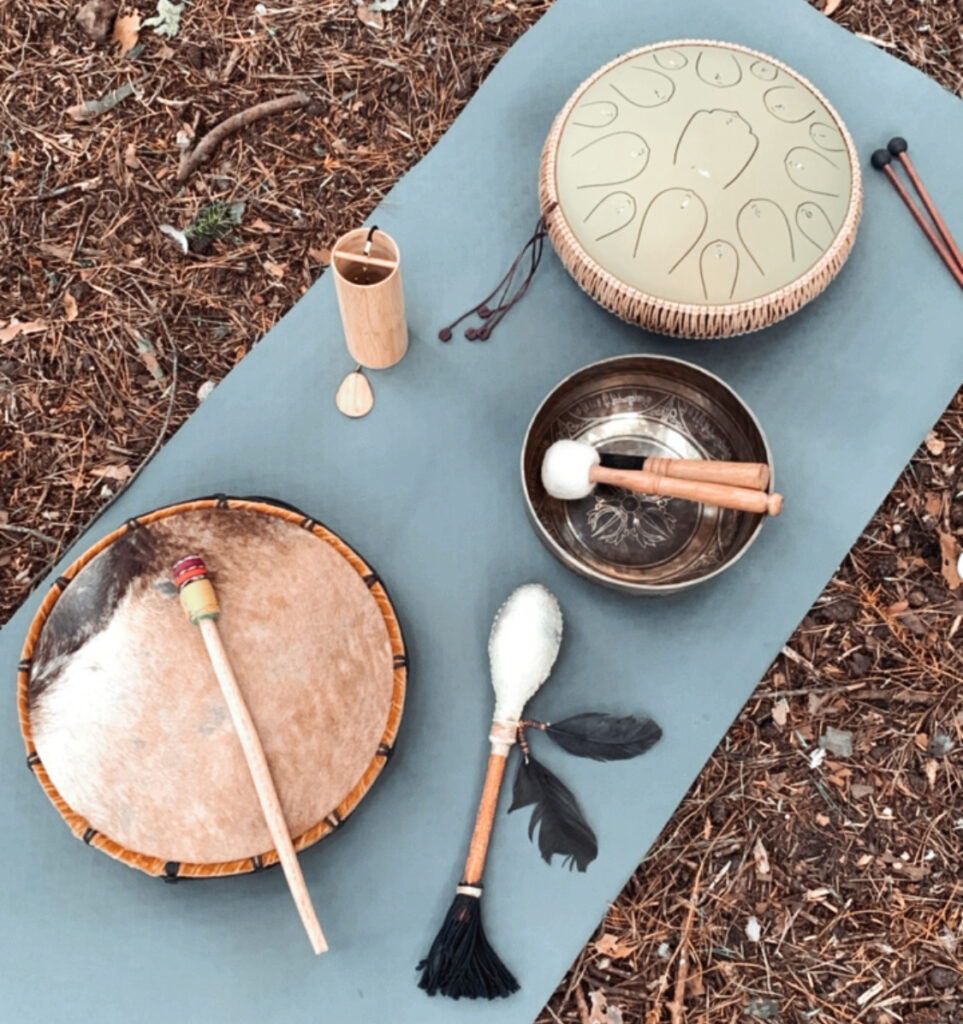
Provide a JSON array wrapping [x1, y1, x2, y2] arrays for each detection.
[[539, 40, 863, 338], [521, 355, 773, 594]]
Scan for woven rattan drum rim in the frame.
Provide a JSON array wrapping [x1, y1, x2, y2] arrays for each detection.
[[538, 39, 864, 339], [17, 496, 407, 880]]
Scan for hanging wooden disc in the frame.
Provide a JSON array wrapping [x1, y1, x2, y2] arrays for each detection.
[[336, 369, 375, 418]]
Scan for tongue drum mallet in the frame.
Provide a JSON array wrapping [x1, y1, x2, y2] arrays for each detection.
[[541, 440, 783, 516]]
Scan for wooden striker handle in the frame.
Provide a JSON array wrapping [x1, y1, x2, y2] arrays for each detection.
[[462, 750, 509, 885], [198, 619, 328, 955], [590, 465, 783, 516], [643, 457, 770, 491]]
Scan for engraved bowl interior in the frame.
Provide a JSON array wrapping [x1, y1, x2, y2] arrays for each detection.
[[521, 355, 772, 594]]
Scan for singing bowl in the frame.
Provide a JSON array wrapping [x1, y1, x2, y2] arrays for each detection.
[[521, 355, 774, 594]]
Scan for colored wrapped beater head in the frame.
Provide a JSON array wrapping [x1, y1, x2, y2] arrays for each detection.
[[172, 554, 220, 624]]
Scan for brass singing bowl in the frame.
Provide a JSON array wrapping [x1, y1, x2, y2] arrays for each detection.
[[521, 355, 774, 595]]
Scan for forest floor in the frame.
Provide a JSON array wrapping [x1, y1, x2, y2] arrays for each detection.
[[2, 1, 961, 1022]]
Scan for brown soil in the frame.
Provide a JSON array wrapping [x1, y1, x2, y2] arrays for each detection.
[[2, 2, 961, 1022]]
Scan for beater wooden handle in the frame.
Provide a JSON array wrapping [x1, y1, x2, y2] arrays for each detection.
[[173, 556, 327, 955], [643, 457, 770, 491], [590, 466, 783, 516], [462, 750, 509, 885]]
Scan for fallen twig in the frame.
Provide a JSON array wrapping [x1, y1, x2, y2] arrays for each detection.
[[176, 91, 311, 183], [66, 77, 146, 123], [666, 861, 704, 1024], [0, 524, 61, 545]]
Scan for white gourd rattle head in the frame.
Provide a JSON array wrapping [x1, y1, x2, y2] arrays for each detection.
[[488, 583, 563, 723]]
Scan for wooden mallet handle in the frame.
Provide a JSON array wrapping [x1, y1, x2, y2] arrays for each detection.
[[643, 457, 770, 491], [590, 466, 783, 516], [172, 555, 327, 955]]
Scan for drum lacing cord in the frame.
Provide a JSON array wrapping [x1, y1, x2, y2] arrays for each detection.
[[438, 202, 557, 343]]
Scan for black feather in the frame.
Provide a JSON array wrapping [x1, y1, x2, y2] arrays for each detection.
[[417, 892, 518, 999], [543, 713, 662, 761], [509, 755, 597, 871]]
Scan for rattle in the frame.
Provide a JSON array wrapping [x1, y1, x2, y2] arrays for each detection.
[[418, 583, 563, 999]]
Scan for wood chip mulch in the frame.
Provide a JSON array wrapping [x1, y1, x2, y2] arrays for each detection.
[[2, 2, 961, 1022]]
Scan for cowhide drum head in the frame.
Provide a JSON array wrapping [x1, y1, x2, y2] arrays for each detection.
[[539, 40, 862, 339], [18, 498, 406, 878]]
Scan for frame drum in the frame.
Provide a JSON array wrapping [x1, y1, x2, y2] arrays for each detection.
[[18, 498, 406, 879]]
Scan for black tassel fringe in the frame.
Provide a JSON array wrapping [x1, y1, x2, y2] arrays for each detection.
[[417, 891, 519, 1000]]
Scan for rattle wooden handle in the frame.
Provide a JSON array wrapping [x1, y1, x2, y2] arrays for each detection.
[[462, 750, 509, 885], [590, 465, 783, 516], [172, 555, 327, 955], [643, 457, 770, 491]]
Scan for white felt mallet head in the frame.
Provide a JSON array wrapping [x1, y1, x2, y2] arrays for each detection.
[[541, 440, 600, 500], [488, 583, 563, 723]]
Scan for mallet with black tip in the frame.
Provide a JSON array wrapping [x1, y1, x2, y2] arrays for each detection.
[[887, 137, 963, 274], [871, 146, 963, 288], [542, 440, 783, 516]]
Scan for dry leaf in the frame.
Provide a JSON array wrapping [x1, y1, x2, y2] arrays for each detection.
[[925, 430, 946, 456], [63, 292, 78, 321], [589, 990, 623, 1024], [939, 531, 961, 590], [142, 0, 186, 38], [0, 319, 47, 343], [753, 837, 771, 878], [356, 4, 384, 30], [594, 933, 637, 960], [309, 246, 332, 265], [249, 218, 279, 234], [805, 887, 831, 901], [264, 260, 287, 279], [39, 241, 74, 260], [92, 463, 132, 482], [112, 11, 141, 54], [914, 732, 929, 750], [925, 492, 942, 518], [771, 698, 789, 728], [815, 812, 831, 826], [856, 853, 873, 867], [124, 142, 141, 169], [823, 0, 843, 15]]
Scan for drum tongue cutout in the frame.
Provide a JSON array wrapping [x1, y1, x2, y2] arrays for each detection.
[[416, 583, 662, 1001], [437, 203, 556, 343]]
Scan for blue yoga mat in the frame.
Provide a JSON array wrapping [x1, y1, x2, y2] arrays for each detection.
[[2, 0, 961, 1020]]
